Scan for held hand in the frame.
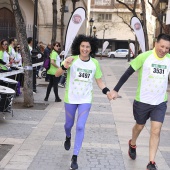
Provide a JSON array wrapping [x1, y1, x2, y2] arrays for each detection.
[[106, 91, 113, 101], [64, 56, 74, 69], [110, 90, 119, 100]]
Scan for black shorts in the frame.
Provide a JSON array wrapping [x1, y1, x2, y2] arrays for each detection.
[[133, 100, 167, 125]]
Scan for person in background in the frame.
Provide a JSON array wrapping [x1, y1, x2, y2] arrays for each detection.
[[109, 33, 170, 170], [36, 41, 45, 78], [8, 38, 16, 65], [44, 43, 51, 82], [27, 37, 33, 55], [0, 39, 13, 69], [14, 44, 23, 96], [14, 44, 22, 67], [55, 34, 111, 170], [44, 41, 61, 102]]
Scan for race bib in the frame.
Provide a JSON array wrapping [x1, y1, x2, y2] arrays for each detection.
[[75, 68, 92, 82], [150, 64, 168, 78]]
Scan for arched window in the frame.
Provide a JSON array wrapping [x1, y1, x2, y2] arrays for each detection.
[[0, 7, 16, 40]]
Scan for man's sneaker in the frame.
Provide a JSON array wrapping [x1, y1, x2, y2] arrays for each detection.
[[70, 155, 78, 170], [64, 136, 71, 150], [128, 139, 137, 160], [146, 161, 158, 170]]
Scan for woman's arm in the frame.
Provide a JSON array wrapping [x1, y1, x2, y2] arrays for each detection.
[[51, 59, 59, 68], [95, 78, 106, 90], [55, 67, 65, 77], [96, 78, 112, 100]]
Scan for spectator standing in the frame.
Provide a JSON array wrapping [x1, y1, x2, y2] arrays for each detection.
[[44, 41, 61, 102], [44, 43, 51, 82]]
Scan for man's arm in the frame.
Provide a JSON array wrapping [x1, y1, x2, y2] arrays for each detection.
[[110, 66, 135, 99]]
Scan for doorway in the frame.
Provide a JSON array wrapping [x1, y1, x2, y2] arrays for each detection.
[[0, 8, 16, 40]]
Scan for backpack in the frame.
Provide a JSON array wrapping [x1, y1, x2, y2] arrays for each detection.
[[43, 57, 50, 70]]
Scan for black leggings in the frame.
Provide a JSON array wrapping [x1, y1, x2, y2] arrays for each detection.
[[45, 74, 60, 99]]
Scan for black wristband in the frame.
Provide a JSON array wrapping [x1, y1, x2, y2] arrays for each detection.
[[102, 87, 110, 94], [61, 65, 67, 70]]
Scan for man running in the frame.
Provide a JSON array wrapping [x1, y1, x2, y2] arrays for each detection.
[[109, 33, 170, 170]]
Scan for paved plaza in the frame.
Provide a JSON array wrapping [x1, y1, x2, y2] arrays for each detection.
[[0, 58, 170, 170]]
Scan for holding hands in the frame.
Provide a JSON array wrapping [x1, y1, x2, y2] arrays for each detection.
[[106, 90, 119, 101]]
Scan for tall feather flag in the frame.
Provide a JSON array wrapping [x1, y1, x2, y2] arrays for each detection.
[[130, 17, 146, 52], [64, 7, 86, 58], [102, 41, 109, 54]]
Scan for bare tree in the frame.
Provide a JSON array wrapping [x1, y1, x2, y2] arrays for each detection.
[[10, 0, 34, 107], [116, 0, 149, 51], [51, 0, 57, 44], [148, 0, 167, 34], [60, 0, 66, 50]]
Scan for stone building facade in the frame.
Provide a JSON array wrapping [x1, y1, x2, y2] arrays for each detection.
[[0, 0, 87, 45], [90, 0, 156, 52]]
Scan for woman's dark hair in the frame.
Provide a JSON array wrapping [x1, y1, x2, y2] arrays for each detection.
[[0, 39, 8, 51], [71, 34, 98, 56], [157, 33, 170, 42], [52, 41, 60, 49]]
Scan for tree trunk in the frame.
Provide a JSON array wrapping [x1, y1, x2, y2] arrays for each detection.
[[10, 0, 34, 107], [61, 0, 66, 50], [51, 0, 57, 44], [141, 0, 149, 51]]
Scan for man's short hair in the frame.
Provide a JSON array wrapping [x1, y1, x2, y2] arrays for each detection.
[[27, 37, 33, 44], [9, 38, 14, 44], [157, 33, 170, 42]]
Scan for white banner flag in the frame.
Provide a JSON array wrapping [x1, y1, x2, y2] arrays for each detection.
[[102, 41, 109, 54], [130, 17, 145, 52], [129, 42, 135, 56], [64, 7, 86, 58]]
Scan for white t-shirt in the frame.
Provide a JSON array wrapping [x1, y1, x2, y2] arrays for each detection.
[[3, 51, 10, 64], [13, 52, 22, 67], [130, 49, 170, 105], [64, 55, 102, 104]]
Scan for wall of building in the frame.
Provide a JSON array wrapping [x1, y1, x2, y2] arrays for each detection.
[[0, 0, 87, 45]]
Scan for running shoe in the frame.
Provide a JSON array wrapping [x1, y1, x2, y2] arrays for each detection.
[[44, 98, 48, 101], [55, 98, 62, 102], [58, 83, 65, 88], [146, 161, 158, 170], [64, 136, 71, 150], [128, 139, 137, 160], [70, 155, 78, 170]]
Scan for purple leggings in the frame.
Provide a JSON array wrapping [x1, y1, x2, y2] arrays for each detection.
[[64, 103, 91, 155]]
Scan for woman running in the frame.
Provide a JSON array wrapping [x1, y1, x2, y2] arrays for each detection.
[[55, 34, 111, 169]]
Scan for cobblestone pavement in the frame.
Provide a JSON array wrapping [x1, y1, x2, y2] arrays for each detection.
[[0, 58, 170, 170]]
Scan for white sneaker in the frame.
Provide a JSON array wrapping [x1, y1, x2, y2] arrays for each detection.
[[58, 83, 65, 88]]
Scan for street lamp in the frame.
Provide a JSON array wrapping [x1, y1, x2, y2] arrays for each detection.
[[89, 18, 94, 37], [159, 0, 167, 34], [72, 0, 80, 11], [140, 13, 144, 26], [100, 24, 108, 60], [93, 26, 96, 37], [32, 0, 38, 93]]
